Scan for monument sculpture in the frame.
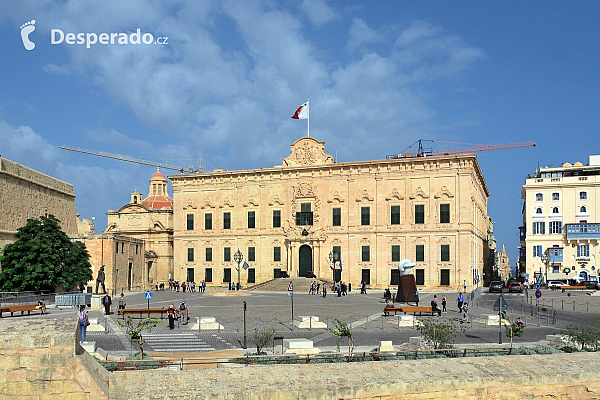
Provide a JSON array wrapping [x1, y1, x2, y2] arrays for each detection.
[[95, 265, 106, 294], [395, 259, 417, 303]]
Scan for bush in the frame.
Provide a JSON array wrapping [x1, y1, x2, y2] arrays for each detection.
[[512, 345, 562, 355]]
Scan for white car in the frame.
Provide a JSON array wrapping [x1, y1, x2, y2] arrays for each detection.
[[547, 281, 566, 288]]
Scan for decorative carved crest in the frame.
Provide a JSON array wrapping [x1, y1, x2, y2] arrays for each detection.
[[293, 182, 315, 198], [389, 236, 402, 244], [356, 190, 374, 202], [269, 196, 285, 206], [200, 199, 215, 209], [409, 187, 429, 199], [434, 186, 454, 199], [220, 197, 235, 208], [359, 237, 371, 245], [282, 137, 334, 167], [183, 200, 197, 210], [243, 196, 259, 207], [327, 191, 346, 204], [385, 188, 404, 201]]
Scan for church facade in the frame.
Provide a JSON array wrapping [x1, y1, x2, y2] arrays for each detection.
[[170, 137, 490, 291]]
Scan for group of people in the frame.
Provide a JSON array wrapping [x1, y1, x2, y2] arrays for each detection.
[[308, 281, 321, 295], [160, 280, 206, 293], [166, 299, 190, 329], [332, 281, 348, 297]]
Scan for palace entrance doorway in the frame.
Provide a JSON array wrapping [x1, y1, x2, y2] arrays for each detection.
[[299, 245, 313, 277]]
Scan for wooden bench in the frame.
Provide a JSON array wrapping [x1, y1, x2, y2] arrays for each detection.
[[554, 286, 589, 291], [118, 308, 169, 319], [0, 304, 42, 317], [384, 306, 435, 316]]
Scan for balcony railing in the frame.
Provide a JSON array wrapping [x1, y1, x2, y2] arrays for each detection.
[[548, 248, 563, 263], [565, 223, 600, 240], [295, 211, 313, 226]]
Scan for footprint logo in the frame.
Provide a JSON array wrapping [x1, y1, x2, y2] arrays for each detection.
[[20, 20, 36, 50]]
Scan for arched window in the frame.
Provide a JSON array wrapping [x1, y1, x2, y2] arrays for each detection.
[[552, 207, 559, 214], [536, 207, 542, 214], [580, 205, 587, 213]]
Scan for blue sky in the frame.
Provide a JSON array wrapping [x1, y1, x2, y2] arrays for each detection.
[[2, 1, 600, 272]]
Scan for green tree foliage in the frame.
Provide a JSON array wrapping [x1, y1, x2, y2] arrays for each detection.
[[501, 312, 528, 348], [329, 318, 354, 354], [0, 214, 93, 291], [416, 318, 465, 349], [252, 326, 275, 355], [564, 321, 600, 351], [118, 316, 162, 360]]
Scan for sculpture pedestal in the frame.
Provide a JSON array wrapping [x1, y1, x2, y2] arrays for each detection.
[[395, 275, 417, 303], [90, 294, 104, 311]]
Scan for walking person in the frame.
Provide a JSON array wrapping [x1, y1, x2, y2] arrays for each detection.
[[462, 301, 469, 322], [441, 295, 447, 313], [77, 305, 89, 344], [322, 283, 327, 298], [118, 293, 126, 311], [179, 299, 188, 325], [431, 295, 442, 316], [457, 292, 465, 313], [316, 282, 320, 295], [102, 293, 112, 315], [464, 280, 467, 293], [167, 304, 177, 330], [414, 289, 419, 306]]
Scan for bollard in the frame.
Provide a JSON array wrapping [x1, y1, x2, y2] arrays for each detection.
[[511, 304, 514, 313], [274, 317, 277, 332], [309, 317, 312, 331], [366, 316, 369, 330], [256, 317, 258, 332], [573, 301, 575, 311], [562, 299, 564, 310], [553, 311, 557, 325], [326, 316, 329, 330], [178, 316, 181, 333], [381, 315, 384, 331], [412, 318, 415, 329], [485, 318, 488, 329], [237, 318, 240, 333], [397, 315, 400, 330], [104, 318, 108, 334], [199, 317, 201, 333], [218, 317, 221, 333], [552, 299, 554, 312], [350, 316, 353, 330], [537, 314, 540, 327], [471, 319, 473, 329], [587, 302, 589, 312], [546, 314, 549, 326]]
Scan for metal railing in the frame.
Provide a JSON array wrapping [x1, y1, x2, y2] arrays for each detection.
[[55, 293, 92, 308]]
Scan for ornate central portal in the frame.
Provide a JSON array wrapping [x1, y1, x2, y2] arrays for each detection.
[[298, 245, 313, 277]]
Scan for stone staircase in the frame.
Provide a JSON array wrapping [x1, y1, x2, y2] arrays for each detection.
[[247, 277, 332, 292]]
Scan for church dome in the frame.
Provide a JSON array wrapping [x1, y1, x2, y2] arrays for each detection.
[[143, 168, 173, 209], [142, 195, 173, 209]]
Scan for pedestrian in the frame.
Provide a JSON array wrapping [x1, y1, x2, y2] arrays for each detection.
[[462, 301, 469, 322], [457, 292, 465, 313], [361, 281, 366, 294], [102, 293, 112, 315], [36, 299, 47, 315], [342, 282, 347, 296], [516, 317, 524, 327], [441, 295, 447, 313], [322, 283, 327, 298], [167, 303, 177, 330], [155, 282, 159, 291], [179, 299, 188, 325], [316, 282, 320, 295], [118, 293, 126, 310], [414, 289, 419, 306], [77, 305, 89, 344], [431, 296, 442, 316], [202, 280, 206, 293], [337, 283, 342, 297], [464, 280, 467, 293]]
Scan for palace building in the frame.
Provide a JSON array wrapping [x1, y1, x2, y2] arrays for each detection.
[[170, 137, 491, 290]]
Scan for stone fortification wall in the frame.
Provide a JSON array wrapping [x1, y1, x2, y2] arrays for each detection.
[[0, 156, 77, 251], [0, 317, 108, 399]]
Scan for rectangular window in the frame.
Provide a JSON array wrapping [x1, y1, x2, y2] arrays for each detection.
[[390, 270, 400, 286], [533, 245, 543, 257], [440, 269, 450, 286], [416, 244, 425, 262], [580, 191, 588, 200], [121, 243, 124, 253], [224, 247, 231, 262], [533, 221, 546, 235], [223, 268, 231, 283], [552, 192, 560, 201], [274, 246, 281, 262], [361, 207, 370, 226], [135, 244, 139, 255], [415, 269, 425, 285], [391, 245, 401, 262], [187, 248, 194, 262], [273, 210, 281, 228], [332, 208, 341, 226], [415, 204, 425, 224], [550, 221, 562, 234], [296, 203, 313, 226], [361, 245, 370, 262], [578, 244, 590, 257], [223, 212, 231, 230], [390, 205, 400, 225], [205, 248, 213, 262], [115, 242, 119, 254], [247, 268, 256, 284], [333, 246, 342, 262], [248, 211, 256, 229], [248, 247, 255, 262], [205, 268, 213, 283], [205, 213, 213, 230], [440, 204, 450, 224], [441, 244, 450, 262], [186, 214, 194, 230], [553, 264, 560, 273], [361, 269, 371, 285], [187, 268, 195, 283], [536, 193, 543, 201]]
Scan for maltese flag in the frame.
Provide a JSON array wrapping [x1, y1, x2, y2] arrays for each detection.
[[291, 101, 309, 119]]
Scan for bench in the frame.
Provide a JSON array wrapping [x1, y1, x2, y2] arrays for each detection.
[[0, 304, 42, 317], [118, 308, 169, 319], [556, 286, 589, 291], [384, 306, 435, 316]]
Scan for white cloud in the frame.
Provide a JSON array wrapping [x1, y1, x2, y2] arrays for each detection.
[[345, 18, 382, 53], [300, 0, 340, 27]]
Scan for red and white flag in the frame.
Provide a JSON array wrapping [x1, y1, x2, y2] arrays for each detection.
[[291, 101, 309, 120]]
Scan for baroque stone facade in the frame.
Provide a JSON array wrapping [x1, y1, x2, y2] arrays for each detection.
[[0, 156, 77, 252], [105, 170, 174, 288], [170, 137, 490, 290]]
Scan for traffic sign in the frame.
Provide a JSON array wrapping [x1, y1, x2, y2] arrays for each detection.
[[534, 283, 541, 290], [288, 281, 293, 292], [535, 290, 542, 299], [145, 291, 153, 300], [493, 295, 508, 312]]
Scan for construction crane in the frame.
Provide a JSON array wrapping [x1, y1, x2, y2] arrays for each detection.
[[59, 146, 203, 173], [386, 140, 536, 159]]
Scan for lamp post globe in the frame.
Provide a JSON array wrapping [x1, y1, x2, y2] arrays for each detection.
[[541, 253, 550, 287], [234, 249, 243, 290]]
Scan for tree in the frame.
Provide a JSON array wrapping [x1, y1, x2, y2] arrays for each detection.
[[564, 321, 600, 351], [118, 316, 161, 360], [416, 318, 465, 349], [501, 312, 527, 348], [0, 214, 93, 291], [252, 326, 275, 355], [330, 319, 354, 355]]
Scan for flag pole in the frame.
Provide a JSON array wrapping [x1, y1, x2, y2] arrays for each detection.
[[307, 99, 310, 137]]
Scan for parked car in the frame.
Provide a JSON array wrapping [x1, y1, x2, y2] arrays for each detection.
[[508, 282, 523, 293], [579, 281, 600, 290], [488, 281, 503, 293], [547, 281, 567, 288]]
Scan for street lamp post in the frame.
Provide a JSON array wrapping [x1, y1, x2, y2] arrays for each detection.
[[328, 250, 338, 283], [234, 249, 243, 291], [541, 252, 551, 289]]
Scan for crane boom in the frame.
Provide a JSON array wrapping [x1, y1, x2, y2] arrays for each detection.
[[386, 140, 536, 159], [59, 146, 201, 173]]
